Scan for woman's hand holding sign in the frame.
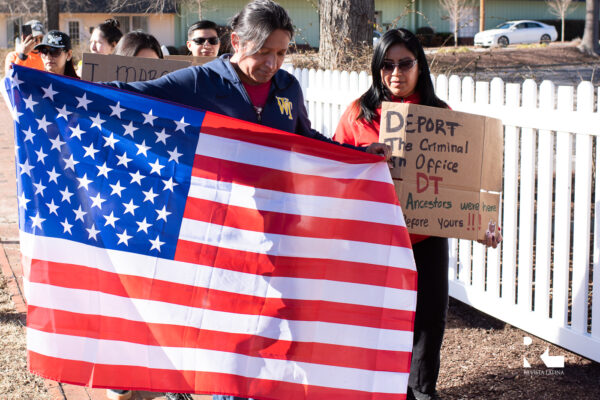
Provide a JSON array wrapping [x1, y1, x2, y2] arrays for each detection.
[[478, 220, 503, 248]]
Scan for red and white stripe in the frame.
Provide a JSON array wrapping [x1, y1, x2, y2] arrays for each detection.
[[24, 112, 417, 399]]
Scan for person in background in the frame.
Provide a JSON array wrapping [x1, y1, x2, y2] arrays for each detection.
[[33, 30, 79, 79], [77, 18, 123, 76], [334, 28, 501, 400], [90, 18, 123, 55], [107, 27, 182, 400], [4, 20, 45, 75], [113, 32, 163, 59], [186, 20, 221, 57]]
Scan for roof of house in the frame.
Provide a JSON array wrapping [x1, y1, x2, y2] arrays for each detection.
[[0, 0, 177, 14]]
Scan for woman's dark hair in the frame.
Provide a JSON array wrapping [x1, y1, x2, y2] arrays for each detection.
[[187, 20, 219, 39], [357, 28, 447, 123], [94, 18, 123, 46], [230, 0, 294, 55], [36, 30, 78, 78], [64, 58, 78, 78], [113, 31, 163, 58]]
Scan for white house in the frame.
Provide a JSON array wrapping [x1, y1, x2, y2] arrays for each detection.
[[0, 0, 177, 50]]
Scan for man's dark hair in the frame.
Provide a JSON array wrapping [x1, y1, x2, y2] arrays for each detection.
[[187, 20, 219, 39], [230, 0, 294, 56]]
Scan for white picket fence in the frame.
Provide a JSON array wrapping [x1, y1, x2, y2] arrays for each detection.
[[284, 65, 600, 363]]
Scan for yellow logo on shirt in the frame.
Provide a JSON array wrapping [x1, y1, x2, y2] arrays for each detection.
[[276, 96, 293, 120]]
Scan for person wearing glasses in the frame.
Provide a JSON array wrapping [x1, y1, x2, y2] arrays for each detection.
[[334, 28, 501, 400], [186, 20, 221, 57], [4, 20, 46, 75], [34, 30, 79, 79]]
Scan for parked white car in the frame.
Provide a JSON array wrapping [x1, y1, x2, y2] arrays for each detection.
[[474, 20, 558, 47]]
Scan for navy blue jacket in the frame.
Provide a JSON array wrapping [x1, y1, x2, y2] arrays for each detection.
[[108, 54, 362, 150]]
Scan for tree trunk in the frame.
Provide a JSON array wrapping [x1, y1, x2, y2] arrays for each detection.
[[580, 0, 600, 55], [561, 14, 565, 42], [454, 20, 459, 47], [479, 0, 485, 32], [197, 0, 203, 21], [44, 0, 59, 31], [319, 0, 375, 69]]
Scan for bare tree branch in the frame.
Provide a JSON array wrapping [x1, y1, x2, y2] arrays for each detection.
[[439, 0, 476, 47], [546, 0, 577, 42], [107, 0, 176, 14], [0, 0, 39, 17]]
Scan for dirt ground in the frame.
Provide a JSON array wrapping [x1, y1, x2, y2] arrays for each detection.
[[428, 42, 598, 71], [438, 299, 600, 399], [427, 42, 600, 85], [0, 275, 48, 399], [289, 41, 600, 86]]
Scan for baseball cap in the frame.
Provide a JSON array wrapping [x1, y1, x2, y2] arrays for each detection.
[[34, 30, 72, 51], [24, 20, 45, 38]]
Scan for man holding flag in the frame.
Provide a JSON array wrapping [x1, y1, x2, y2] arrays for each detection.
[[3, 1, 418, 399]]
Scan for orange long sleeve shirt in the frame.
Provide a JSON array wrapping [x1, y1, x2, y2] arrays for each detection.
[[4, 51, 44, 75]]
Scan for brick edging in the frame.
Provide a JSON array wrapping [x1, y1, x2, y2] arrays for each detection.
[[0, 244, 26, 315], [0, 244, 67, 399]]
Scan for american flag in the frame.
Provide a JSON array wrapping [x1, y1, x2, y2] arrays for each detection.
[[3, 65, 417, 399]]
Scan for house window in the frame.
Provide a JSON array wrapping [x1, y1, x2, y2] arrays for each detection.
[[7, 17, 23, 46], [68, 21, 80, 44], [115, 16, 131, 33], [132, 16, 148, 32], [114, 16, 149, 33], [374, 11, 382, 28]]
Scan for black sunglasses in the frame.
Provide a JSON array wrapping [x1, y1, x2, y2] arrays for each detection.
[[382, 59, 417, 72], [191, 37, 220, 46], [39, 47, 65, 57]]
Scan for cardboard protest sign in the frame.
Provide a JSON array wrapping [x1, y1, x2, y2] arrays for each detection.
[[165, 55, 215, 65], [380, 102, 503, 240], [81, 53, 191, 82]]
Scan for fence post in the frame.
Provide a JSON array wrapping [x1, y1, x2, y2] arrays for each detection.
[[315, 69, 324, 133], [448, 75, 461, 105], [535, 80, 555, 319], [358, 71, 369, 94], [553, 85, 574, 327], [301, 68, 309, 106], [436, 75, 449, 103], [517, 79, 537, 311], [502, 83, 521, 306], [571, 82, 594, 333], [330, 70, 342, 136], [455, 76, 474, 286], [486, 77, 504, 298], [446, 75, 463, 283], [322, 69, 332, 137], [308, 69, 317, 125], [472, 80, 490, 294], [594, 85, 600, 338]]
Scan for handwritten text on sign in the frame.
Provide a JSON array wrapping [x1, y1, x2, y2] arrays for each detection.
[[81, 53, 192, 83], [380, 102, 503, 240]]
